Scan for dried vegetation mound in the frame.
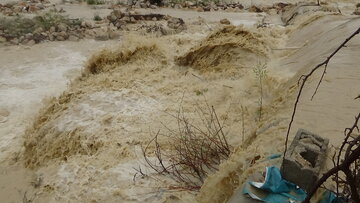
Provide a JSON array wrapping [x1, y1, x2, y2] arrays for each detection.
[[176, 26, 269, 73]]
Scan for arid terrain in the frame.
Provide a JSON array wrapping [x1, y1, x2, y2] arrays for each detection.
[[0, 0, 359, 202]]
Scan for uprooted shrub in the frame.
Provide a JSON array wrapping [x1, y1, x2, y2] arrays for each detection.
[[141, 104, 231, 190]]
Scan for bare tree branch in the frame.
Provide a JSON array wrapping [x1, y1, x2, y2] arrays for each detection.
[[283, 27, 360, 158]]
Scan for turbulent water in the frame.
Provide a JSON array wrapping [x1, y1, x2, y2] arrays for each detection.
[[0, 1, 359, 202]]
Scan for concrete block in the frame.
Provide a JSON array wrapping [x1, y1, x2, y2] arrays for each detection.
[[280, 129, 329, 192]]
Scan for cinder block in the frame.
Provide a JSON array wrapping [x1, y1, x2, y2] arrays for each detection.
[[280, 129, 329, 192]]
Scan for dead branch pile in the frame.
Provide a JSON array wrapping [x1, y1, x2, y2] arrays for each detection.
[[142, 105, 231, 190]]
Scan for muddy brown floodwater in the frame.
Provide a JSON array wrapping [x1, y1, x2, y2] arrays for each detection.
[[0, 0, 359, 202]]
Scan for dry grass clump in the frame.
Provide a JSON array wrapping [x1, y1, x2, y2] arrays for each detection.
[[141, 104, 231, 190]]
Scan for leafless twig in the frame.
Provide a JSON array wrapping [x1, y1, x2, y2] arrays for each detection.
[[284, 27, 360, 158], [141, 104, 231, 190]]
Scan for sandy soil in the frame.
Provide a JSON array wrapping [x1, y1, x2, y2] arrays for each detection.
[[0, 0, 359, 203]]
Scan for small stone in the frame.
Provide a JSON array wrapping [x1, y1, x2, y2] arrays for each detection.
[[10, 38, 19, 44], [56, 36, 65, 41], [108, 13, 117, 22], [49, 34, 55, 41], [49, 26, 56, 33], [41, 32, 48, 37], [237, 4, 244, 9], [33, 27, 43, 34], [203, 6, 211, 11], [248, 5, 262, 13], [68, 35, 79, 41], [174, 4, 182, 9], [81, 21, 87, 28], [220, 18, 230, 25], [197, 7, 204, 12], [85, 21, 94, 28], [57, 23, 68, 32], [58, 31, 68, 39], [27, 40, 36, 46], [19, 36, 25, 42], [21, 39, 29, 44], [150, 5, 157, 9], [25, 33, 33, 39], [184, 1, 195, 7]]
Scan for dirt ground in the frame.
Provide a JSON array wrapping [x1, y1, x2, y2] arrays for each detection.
[[0, 0, 359, 202]]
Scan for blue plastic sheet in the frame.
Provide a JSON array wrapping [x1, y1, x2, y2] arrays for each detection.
[[242, 166, 307, 203]]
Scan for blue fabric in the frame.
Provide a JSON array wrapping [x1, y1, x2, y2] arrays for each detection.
[[242, 166, 307, 203]]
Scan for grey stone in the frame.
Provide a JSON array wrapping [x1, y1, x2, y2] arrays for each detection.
[[25, 33, 33, 39], [27, 40, 36, 46], [10, 38, 19, 44], [68, 35, 79, 41], [108, 13, 117, 22], [56, 35, 65, 41], [57, 23, 68, 32], [49, 26, 56, 33], [49, 34, 55, 41], [33, 27, 44, 34], [280, 129, 329, 192]]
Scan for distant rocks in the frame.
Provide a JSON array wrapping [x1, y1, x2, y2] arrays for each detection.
[[0, 0, 49, 16], [0, 12, 120, 46], [106, 9, 186, 34]]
